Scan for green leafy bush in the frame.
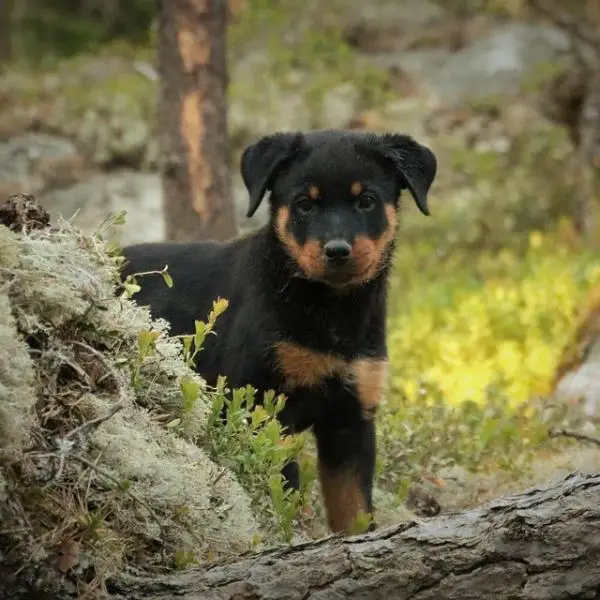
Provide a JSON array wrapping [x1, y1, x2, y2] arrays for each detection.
[[123, 268, 316, 545], [388, 231, 600, 406], [377, 226, 600, 503]]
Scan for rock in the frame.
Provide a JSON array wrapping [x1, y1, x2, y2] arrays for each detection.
[[342, 0, 447, 53], [229, 51, 361, 142], [78, 100, 153, 167], [229, 54, 312, 142], [0, 133, 84, 198], [554, 340, 600, 421], [368, 23, 571, 106], [39, 169, 263, 245], [552, 290, 600, 422], [40, 171, 165, 246], [0, 58, 156, 169], [321, 83, 361, 130]]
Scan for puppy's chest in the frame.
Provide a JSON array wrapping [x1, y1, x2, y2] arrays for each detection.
[[272, 339, 388, 416]]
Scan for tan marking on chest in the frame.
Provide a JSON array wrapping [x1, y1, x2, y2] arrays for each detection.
[[274, 341, 346, 388], [275, 342, 389, 409], [347, 358, 389, 417]]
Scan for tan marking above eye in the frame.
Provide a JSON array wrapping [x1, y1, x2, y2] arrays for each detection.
[[350, 181, 363, 196], [308, 185, 320, 200]]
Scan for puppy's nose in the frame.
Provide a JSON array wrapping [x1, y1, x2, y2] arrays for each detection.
[[324, 240, 352, 262]]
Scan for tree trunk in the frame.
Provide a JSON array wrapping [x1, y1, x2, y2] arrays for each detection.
[[107, 473, 600, 599], [8, 473, 596, 600], [577, 69, 600, 241], [156, 0, 237, 243], [0, 0, 13, 66], [529, 0, 600, 240]]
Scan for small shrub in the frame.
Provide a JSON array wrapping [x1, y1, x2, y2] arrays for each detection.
[[123, 255, 316, 545], [376, 381, 564, 500], [203, 382, 314, 544]]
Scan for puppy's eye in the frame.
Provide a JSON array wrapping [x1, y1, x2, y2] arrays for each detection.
[[296, 197, 315, 215], [357, 194, 376, 212]]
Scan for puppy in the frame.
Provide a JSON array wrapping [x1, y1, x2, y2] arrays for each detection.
[[120, 129, 437, 533]]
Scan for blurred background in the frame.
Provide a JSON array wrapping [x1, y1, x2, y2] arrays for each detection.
[[2, 0, 600, 524]]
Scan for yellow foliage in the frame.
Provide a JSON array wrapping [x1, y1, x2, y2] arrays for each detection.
[[387, 231, 600, 407]]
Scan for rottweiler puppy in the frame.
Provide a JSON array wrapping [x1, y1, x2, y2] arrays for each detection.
[[120, 129, 437, 534]]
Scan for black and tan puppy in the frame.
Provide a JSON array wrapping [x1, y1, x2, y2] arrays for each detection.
[[120, 129, 437, 534]]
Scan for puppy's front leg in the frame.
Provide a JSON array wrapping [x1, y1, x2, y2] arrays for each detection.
[[313, 415, 376, 534]]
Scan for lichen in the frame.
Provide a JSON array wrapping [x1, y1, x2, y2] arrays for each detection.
[[0, 288, 37, 459], [0, 214, 262, 597]]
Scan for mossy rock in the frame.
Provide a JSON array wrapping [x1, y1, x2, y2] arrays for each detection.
[[0, 206, 267, 596]]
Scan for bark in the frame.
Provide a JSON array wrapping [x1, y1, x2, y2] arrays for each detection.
[[156, 0, 237, 243], [3, 473, 600, 598], [0, 0, 13, 66], [109, 473, 598, 599]]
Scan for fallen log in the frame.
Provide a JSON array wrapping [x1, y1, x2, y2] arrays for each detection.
[[103, 472, 600, 600]]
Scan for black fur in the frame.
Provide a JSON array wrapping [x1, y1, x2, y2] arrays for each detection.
[[119, 129, 437, 533]]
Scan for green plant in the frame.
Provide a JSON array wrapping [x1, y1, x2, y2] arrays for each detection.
[[203, 380, 313, 543], [376, 380, 564, 501]]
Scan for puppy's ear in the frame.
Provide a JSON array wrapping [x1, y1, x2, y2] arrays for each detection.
[[241, 132, 304, 218], [368, 133, 437, 216]]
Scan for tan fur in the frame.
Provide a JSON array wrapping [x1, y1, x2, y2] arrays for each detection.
[[352, 204, 398, 283], [350, 181, 363, 196], [349, 358, 389, 417], [274, 341, 346, 388], [308, 185, 320, 200], [275, 340, 389, 411], [319, 466, 367, 533], [275, 207, 326, 279]]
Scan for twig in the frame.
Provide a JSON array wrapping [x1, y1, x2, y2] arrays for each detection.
[[64, 404, 124, 440], [69, 339, 128, 402], [49, 438, 72, 485], [549, 427, 600, 446], [70, 453, 168, 558]]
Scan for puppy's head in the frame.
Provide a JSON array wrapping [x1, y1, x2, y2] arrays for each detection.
[[241, 130, 437, 288]]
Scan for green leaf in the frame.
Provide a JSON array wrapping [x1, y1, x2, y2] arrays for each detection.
[[123, 281, 141, 297], [137, 329, 160, 358], [161, 271, 174, 288], [180, 376, 201, 412], [112, 209, 128, 226], [194, 320, 208, 350], [182, 335, 193, 356]]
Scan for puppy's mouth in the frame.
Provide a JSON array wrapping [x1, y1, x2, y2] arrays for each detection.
[[320, 262, 375, 287]]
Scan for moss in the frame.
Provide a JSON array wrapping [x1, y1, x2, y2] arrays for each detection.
[[0, 213, 268, 597], [0, 225, 20, 268], [0, 290, 37, 460], [88, 397, 257, 559]]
